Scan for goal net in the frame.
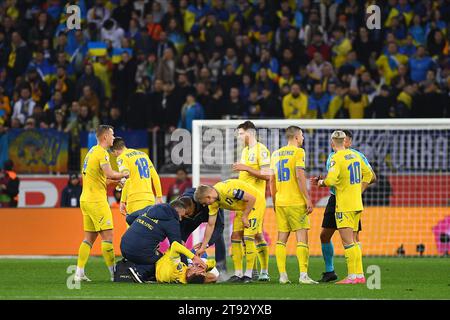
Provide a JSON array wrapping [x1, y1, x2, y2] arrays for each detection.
[[192, 119, 450, 257]]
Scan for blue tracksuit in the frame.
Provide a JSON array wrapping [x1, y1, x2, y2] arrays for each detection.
[[180, 188, 226, 267], [120, 204, 182, 266]]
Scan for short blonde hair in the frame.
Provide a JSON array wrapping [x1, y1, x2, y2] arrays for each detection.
[[331, 130, 345, 146], [194, 185, 213, 202]]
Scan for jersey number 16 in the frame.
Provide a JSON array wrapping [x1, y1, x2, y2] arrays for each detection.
[[276, 159, 290, 182]]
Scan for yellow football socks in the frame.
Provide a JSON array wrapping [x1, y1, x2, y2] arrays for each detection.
[[296, 242, 309, 274], [101, 240, 115, 276], [244, 237, 257, 278], [355, 242, 364, 276], [344, 243, 358, 279], [231, 239, 243, 277], [256, 241, 269, 273], [275, 241, 287, 274], [76, 240, 91, 270]]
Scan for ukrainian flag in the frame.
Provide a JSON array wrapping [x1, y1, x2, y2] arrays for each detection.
[[88, 42, 107, 57], [111, 48, 133, 64]]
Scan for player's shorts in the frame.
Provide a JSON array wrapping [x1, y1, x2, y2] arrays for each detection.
[[335, 211, 362, 231], [232, 198, 265, 236], [276, 205, 310, 232], [322, 195, 362, 231], [126, 199, 154, 214], [81, 200, 113, 232]]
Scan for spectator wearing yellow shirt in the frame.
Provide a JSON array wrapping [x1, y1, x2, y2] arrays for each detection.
[[282, 83, 308, 119], [331, 27, 352, 69], [325, 83, 348, 119], [343, 87, 368, 119], [0, 86, 11, 122], [376, 42, 409, 85]]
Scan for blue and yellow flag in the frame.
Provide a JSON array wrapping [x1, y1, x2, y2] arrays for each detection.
[[111, 48, 133, 64], [88, 42, 107, 57]]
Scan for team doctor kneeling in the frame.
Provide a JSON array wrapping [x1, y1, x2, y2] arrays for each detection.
[[120, 197, 219, 284]]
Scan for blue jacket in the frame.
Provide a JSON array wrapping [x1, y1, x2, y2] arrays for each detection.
[[308, 93, 331, 116], [178, 103, 204, 132], [121, 204, 182, 258], [409, 56, 434, 82]]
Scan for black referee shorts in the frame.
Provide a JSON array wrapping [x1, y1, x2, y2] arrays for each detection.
[[321, 195, 362, 232]]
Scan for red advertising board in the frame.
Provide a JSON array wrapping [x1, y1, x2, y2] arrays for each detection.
[[15, 174, 450, 208]]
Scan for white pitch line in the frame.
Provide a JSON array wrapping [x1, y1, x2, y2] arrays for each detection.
[[0, 296, 382, 300]]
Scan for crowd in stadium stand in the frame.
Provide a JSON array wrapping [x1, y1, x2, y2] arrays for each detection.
[[0, 0, 449, 170]]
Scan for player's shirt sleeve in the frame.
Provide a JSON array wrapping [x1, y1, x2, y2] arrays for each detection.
[[325, 152, 334, 171], [208, 182, 225, 216], [295, 148, 306, 169], [324, 155, 340, 186], [352, 149, 372, 170], [208, 202, 219, 216], [116, 154, 129, 173], [169, 241, 195, 260], [99, 148, 110, 167], [269, 153, 276, 175], [360, 157, 374, 184], [149, 158, 162, 197], [258, 144, 271, 167]]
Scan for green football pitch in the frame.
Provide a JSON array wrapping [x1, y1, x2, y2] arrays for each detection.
[[0, 257, 449, 300]]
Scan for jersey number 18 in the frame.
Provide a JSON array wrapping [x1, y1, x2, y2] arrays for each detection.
[[135, 158, 150, 179]]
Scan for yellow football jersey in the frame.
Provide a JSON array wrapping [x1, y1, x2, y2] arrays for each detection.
[[80, 145, 110, 202], [270, 145, 307, 206], [324, 149, 373, 212], [117, 148, 162, 203], [208, 179, 264, 216], [156, 241, 194, 284], [239, 142, 270, 195]]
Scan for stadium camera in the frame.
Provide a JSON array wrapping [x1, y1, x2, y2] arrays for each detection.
[[439, 233, 450, 257], [416, 244, 425, 257], [396, 244, 405, 257]]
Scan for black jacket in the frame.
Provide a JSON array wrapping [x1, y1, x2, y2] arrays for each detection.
[[60, 183, 82, 207], [179, 188, 224, 243]]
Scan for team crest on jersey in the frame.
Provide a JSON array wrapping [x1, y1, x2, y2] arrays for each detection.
[[248, 154, 255, 162], [117, 159, 123, 166], [330, 161, 336, 167], [261, 151, 268, 159]]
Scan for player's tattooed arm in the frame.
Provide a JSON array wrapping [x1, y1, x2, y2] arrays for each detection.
[[296, 168, 313, 214], [269, 171, 277, 207], [232, 163, 271, 181]]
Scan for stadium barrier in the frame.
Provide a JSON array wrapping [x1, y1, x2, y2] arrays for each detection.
[[0, 207, 448, 256]]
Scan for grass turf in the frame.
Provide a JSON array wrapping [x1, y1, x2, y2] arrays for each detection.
[[0, 257, 449, 300]]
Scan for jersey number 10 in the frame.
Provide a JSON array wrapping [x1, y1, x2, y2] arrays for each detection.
[[348, 162, 361, 184], [135, 158, 150, 179]]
